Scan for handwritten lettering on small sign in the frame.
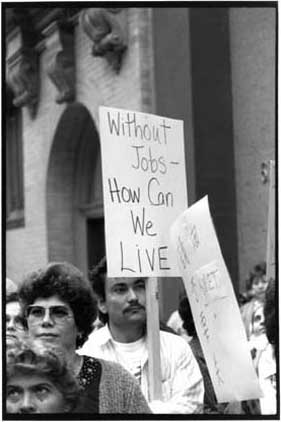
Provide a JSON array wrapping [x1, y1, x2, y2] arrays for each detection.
[[99, 106, 188, 277], [170, 196, 263, 402]]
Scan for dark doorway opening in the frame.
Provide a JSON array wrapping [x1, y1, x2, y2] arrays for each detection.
[[87, 218, 105, 270]]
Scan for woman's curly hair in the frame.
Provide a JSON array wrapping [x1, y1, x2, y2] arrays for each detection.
[[18, 262, 97, 348], [7, 340, 80, 412]]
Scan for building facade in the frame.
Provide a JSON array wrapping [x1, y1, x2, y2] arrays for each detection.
[[5, 6, 276, 320]]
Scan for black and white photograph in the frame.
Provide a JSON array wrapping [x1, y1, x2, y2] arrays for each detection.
[[3, 2, 278, 419]]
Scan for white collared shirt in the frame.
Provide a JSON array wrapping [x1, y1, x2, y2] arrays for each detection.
[[79, 325, 204, 414]]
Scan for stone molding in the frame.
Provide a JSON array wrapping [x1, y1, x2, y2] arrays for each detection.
[[80, 8, 128, 72], [6, 26, 39, 117], [43, 20, 75, 104]]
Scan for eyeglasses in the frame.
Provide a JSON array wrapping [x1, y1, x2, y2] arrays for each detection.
[[25, 305, 74, 325], [6, 315, 26, 331]]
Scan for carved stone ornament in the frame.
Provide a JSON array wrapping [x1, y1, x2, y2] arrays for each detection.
[[261, 162, 269, 184], [80, 8, 128, 72], [43, 20, 75, 104], [6, 27, 39, 117]]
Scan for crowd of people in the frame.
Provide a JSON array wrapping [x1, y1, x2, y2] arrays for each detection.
[[5, 259, 277, 415]]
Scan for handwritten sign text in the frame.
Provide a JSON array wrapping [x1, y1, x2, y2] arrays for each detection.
[[100, 106, 188, 277]]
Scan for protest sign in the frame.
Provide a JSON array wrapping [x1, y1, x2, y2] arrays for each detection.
[[170, 196, 263, 402], [266, 160, 276, 281], [99, 106, 188, 277]]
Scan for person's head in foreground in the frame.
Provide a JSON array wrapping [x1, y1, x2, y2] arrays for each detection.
[[246, 261, 268, 301], [18, 262, 97, 352], [6, 290, 26, 349], [6, 341, 79, 414], [89, 257, 147, 341]]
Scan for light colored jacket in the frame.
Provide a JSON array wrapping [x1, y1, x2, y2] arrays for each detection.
[[79, 325, 204, 414]]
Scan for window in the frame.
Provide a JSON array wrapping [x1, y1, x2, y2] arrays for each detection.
[[6, 101, 24, 229]]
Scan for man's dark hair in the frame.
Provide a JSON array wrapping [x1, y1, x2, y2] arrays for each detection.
[[18, 262, 97, 348], [178, 296, 196, 337], [88, 257, 151, 327], [263, 278, 276, 347], [88, 257, 108, 324], [245, 261, 266, 291]]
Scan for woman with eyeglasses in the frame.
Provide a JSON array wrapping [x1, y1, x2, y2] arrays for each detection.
[[18, 262, 151, 414], [6, 290, 27, 349]]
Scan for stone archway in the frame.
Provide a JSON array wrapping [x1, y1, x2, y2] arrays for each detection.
[[46, 102, 103, 273]]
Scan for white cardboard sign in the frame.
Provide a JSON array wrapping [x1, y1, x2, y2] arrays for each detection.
[[99, 106, 188, 277], [170, 196, 263, 402]]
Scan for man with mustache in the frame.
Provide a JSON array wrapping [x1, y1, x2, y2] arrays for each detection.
[[79, 257, 204, 414]]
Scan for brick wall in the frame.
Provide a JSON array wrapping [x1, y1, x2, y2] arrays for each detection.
[[6, 35, 66, 283], [6, 8, 155, 284]]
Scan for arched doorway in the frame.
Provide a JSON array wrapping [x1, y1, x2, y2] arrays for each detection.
[[46, 102, 105, 275]]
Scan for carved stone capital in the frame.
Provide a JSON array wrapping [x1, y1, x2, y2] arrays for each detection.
[[43, 20, 75, 104], [80, 8, 128, 72], [6, 26, 39, 117]]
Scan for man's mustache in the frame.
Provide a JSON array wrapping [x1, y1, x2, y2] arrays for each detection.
[[123, 303, 145, 313]]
